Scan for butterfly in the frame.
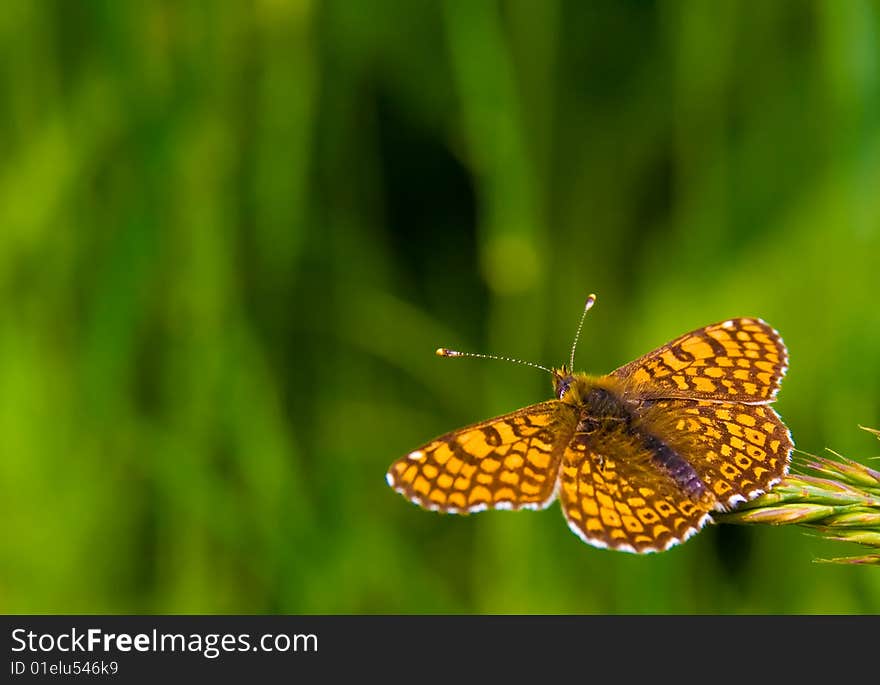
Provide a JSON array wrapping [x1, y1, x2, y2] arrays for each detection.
[[386, 295, 793, 553]]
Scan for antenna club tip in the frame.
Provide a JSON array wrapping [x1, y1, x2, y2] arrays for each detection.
[[585, 293, 597, 310], [436, 347, 457, 357]]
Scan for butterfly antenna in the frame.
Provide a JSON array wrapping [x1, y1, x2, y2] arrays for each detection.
[[569, 293, 596, 371], [436, 348, 554, 375]]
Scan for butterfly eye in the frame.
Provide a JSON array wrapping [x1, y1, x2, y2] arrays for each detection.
[[555, 376, 573, 399]]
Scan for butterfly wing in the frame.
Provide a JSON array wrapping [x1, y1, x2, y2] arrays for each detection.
[[558, 430, 714, 553], [645, 399, 793, 510], [387, 401, 577, 513], [611, 318, 788, 404]]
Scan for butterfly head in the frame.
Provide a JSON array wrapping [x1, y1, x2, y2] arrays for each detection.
[[553, 366, 575, 399]]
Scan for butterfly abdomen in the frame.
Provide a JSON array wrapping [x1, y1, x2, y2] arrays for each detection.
[[642, 433, 709, 502]]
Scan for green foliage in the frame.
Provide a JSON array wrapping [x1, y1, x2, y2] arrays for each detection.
[[1, 0, 879, 613]]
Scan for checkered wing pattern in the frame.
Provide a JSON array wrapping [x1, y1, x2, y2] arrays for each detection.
[[648, 399, 793, 510], [612, 318, 787, 404], [558, 431, 714, 553], [386, 402, 576, 513]]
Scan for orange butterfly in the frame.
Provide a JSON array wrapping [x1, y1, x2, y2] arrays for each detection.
[[386, 295, 792, 553]]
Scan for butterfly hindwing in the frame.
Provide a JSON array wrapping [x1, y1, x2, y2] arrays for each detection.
[[645, 399, 793, 511], [558, 431, 714, 553]]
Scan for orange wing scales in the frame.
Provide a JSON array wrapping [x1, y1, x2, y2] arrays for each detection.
[[656, 400, 793, 510], [386, 402, 578, 514], [611, 318, 788, 404], [387, 312, 794, 554], [559, 433, 714, 553]]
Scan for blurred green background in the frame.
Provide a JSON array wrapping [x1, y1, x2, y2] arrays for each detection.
[[2, 0, 880, 614]]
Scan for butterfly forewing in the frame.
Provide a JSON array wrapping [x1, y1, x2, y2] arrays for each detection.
[[386, 401, 577, 513], [611, 318, 787, 404]]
